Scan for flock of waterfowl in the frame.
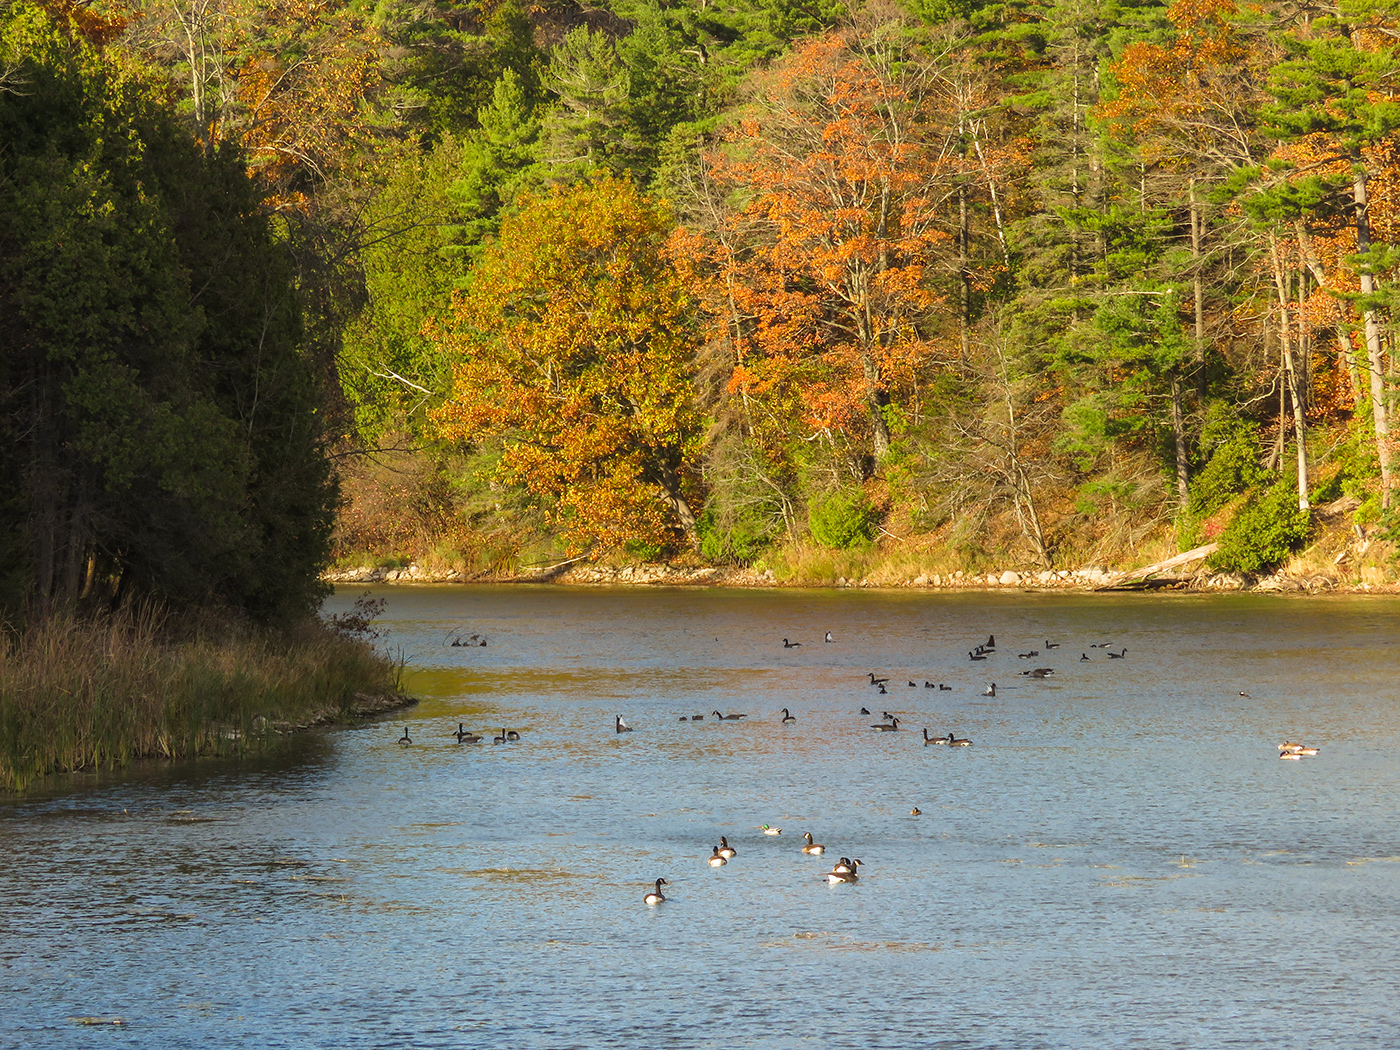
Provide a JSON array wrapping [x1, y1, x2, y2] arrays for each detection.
[[419, 625, 1322, 904]]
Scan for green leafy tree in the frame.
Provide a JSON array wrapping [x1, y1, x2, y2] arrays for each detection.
[[0, 3, 335, 620]]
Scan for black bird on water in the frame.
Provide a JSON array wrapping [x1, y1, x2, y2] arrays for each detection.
[[969, 651, 987, 661], [398, 727, 411, 745], [784, 638, 803, 648], [825, 632, 834, 643], [1107, 648, 1127, 659]]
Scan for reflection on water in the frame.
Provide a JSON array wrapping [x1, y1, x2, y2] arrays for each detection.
[[4, 587, 1400, 1049]]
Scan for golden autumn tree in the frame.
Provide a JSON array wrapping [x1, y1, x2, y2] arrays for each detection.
[[693, 21, 953, 472], [431, 175, 704, 555]]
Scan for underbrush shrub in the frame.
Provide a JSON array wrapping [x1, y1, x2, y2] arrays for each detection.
[[696, 506, 775, 564], [1208, 480, 1311, 574], [808, 490, 874, 550], [1179, 408, 1267, 548]]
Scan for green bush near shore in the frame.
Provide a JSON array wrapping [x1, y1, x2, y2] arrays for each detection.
[[0, 610, 401, 792]]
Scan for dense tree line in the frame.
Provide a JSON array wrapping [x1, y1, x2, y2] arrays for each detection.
[[0, 2, 335, 620], [11, 0, 1400, 577]]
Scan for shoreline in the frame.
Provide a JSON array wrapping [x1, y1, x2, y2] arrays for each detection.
[[322, 561, 1400, 595]]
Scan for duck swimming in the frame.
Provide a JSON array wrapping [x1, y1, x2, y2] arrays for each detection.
[[801, 832, 825, 855], [644, 878, 668, 905], [760, 825, 782, 835]]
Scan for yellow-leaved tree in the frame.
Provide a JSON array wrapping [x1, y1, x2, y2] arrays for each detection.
[[431, 175, 703, 556]]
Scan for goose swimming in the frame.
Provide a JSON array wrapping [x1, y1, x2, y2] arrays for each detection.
[[872, 717, 900, 731], [781, 708, 796, 724], [644, 878, 668, 905], [616, 715, 633, 733], [801, 833, 825, 855], [718, 836, 736, 859]]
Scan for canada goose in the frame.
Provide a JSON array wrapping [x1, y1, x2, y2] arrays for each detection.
[[708, 847, 727, 867], [910, 807, 921, 815], [1081, 653, 1090, 661], [492, 729, 506, 744], [781, 708, 796, 724], [452, 723, 480, 743], [1018, 651, 1040, 659], [984, 683, 996, 696], [831, 858, 862, 875], [1279, 751, 1303, 760], [398, 727, 411, 745], [783, 638, 803, 648], [1294, 745, 1320, 755], [825, 631, 834, 643], [718, 836, 736, 859], [859, 707, 871, 715], [872, 717, 900, 731], [924, 681, 936, 688], [644, 878, 668, 904], [939, 683, 951, 691], [506, 729, 521, 741], [1025, 668, 1055, 679], [948, 734, 972, 747], [825, 869, 859, 884], [986, 634, 996, 648], [691, 714, 704, 720], [616, 715, 633, 733], [868, 673, 889, 686], [1107, 648, 1127, 659], [1045, 640, 1060, 649], [922, 727, 946, 746], [714, 710, 746, 720], [1091, 642, 1111, 648], [969, 651, 987, 661], [801, 833, 825, 855], [760, 825, 782, 835]]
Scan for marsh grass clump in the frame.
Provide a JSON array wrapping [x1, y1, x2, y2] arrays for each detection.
[[0, 608, 400, 792]]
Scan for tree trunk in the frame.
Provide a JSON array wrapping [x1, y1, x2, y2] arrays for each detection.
[[1171, 371, 1189, 505], [861, 350, 891, 462], [1190, 179, 1207, 399], [1354, 174, 1391, 509], [1271, 237, 1309, 510], [1294, 220, 1364, 400]]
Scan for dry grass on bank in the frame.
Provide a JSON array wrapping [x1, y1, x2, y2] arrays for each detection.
[[0, 609, 401, 792]]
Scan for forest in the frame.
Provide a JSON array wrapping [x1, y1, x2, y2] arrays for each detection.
[[7, 0, 1400, 596]]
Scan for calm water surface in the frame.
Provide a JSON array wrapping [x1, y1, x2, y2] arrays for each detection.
[[4, 587, 1400, 1049]]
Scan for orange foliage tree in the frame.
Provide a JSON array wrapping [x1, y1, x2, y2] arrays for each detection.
[[688, 22, 954, 472], [430, 175, 704, 555]]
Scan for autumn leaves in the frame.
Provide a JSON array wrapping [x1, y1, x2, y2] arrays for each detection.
[[431, 27, 961, 555]]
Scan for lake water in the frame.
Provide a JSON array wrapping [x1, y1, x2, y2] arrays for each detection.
[[4, 586, 1400, 1049]]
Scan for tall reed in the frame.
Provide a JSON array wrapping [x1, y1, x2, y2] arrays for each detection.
[[0, 608, 400, 791]]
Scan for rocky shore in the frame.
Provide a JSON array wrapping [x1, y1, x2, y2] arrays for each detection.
[[322, 560, 1394, 594]]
